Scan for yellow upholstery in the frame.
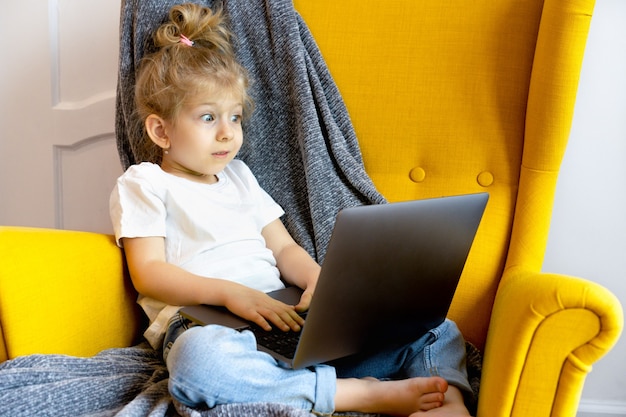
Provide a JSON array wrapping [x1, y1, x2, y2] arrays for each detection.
[[0, 227, 143, 362], [0, 0, 622, 416]]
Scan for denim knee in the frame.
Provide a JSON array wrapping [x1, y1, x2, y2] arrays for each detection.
[[165, 325, 336, 414], [420, 319, 472, 398], [166, 325, 253, 408]]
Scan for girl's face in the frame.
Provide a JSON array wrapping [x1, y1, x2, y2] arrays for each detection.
[[158, 87, 244, 184]]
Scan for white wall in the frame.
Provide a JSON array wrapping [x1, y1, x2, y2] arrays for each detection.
[[543, 0, 626, 415]]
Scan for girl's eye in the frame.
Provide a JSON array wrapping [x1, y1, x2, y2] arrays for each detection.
[[201, 114, 214, 122], [231, 114, 242, 123]]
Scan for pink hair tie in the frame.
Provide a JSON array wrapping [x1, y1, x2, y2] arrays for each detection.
[[179, 34, 194, 47]]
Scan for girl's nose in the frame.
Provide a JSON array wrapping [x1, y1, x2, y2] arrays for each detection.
[[216, 121, 234, 142]]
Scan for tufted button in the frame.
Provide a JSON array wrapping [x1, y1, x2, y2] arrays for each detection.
[[409, 167, 426, 183], [477, 171, 494, 187]]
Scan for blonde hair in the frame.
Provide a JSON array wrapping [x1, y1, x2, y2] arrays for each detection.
[[134, 3, 252, 164]]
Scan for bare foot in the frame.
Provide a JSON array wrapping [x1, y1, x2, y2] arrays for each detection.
[[335, 376, 449, 416], [410, 386, 472, 417]]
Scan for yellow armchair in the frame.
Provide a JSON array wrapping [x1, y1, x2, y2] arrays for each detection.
[[0, 1, 622, 417], [295, 0, 624, 416]]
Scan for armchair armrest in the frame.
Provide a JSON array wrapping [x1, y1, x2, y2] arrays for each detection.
[[0, 227, 143, 362], [478, 270, 623, 417]]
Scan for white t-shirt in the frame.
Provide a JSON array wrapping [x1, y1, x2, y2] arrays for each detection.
[[110, 160, 286, 348]]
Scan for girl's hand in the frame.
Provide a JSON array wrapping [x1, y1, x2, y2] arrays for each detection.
[[295, 288, 314, 313], [224, 285, 304, 332]]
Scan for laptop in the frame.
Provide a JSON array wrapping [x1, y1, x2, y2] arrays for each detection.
[[180, 192, 488, 369]]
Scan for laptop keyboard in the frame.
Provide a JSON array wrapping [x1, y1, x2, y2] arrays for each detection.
[[246, 312, 307, 359]]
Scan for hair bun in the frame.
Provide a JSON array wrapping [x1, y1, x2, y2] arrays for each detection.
[[154, 3, 233, 55]]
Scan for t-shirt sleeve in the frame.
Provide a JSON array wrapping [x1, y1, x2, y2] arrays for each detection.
[[257, 187, 285, 227], [232, 160, 285, 229], [109, 167, 167, 247]]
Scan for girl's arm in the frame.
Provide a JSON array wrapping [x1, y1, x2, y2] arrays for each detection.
[[122, 236, 303, 331], [261, 219, 321, 312]]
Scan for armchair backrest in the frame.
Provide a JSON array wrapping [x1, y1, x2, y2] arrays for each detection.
[[294, 0, 595, 350]]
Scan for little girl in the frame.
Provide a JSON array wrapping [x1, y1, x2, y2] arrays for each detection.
[[110, 3, 472, 416]]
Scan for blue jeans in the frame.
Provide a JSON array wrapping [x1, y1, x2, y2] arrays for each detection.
[[164, 317, 471, 415]]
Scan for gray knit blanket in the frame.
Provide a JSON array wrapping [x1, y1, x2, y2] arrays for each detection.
[[0, 342, 314, 417], [0, 341, 481, 417], [0, 1, 482, 416]]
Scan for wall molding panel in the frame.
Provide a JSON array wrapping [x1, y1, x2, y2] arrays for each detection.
[[54, 133, 122, 234], [48, 0, 118, 110]]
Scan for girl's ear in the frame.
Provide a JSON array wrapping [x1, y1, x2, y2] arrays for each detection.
[[145, 114, 170, 150]]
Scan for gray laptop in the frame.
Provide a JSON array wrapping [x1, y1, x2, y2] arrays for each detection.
[[180, 192, 488, 369]]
